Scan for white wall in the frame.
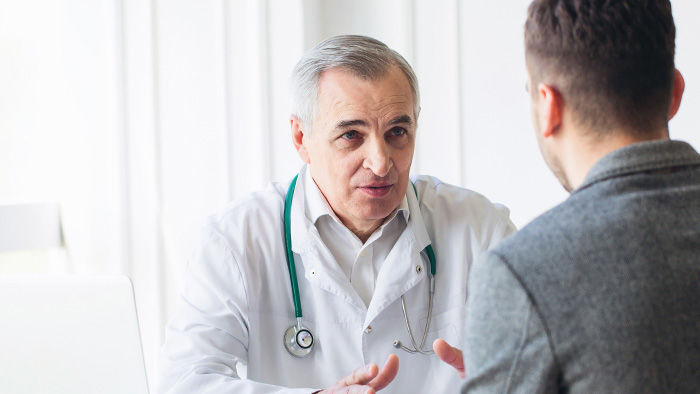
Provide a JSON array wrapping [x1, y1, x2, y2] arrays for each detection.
[[670, 1, 700, 147], [1, 0, 698, 388]]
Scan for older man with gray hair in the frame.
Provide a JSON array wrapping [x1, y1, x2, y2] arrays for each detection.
[[158, 35, 515, 394]]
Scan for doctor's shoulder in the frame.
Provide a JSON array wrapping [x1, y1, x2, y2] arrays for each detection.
[[410, 175, 516, 238], [195, 184, 287, 253]]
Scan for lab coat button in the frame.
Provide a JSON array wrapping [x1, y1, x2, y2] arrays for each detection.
[[364, 326, 372, 334], [415, 265, 422, 274], [360, 250, 366, 258]]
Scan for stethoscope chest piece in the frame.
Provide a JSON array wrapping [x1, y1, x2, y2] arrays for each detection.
[[284, 322, 314, 357]]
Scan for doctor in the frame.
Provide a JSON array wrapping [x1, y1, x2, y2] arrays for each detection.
[[158, 35, 515, 394]]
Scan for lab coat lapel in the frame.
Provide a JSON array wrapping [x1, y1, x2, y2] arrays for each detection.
[[299, 231, 367, 310], [289, 172, 366, 310], [364, 184, 432, 326]]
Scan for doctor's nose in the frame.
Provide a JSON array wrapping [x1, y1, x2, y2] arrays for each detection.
[[363, 140, 393, 177]]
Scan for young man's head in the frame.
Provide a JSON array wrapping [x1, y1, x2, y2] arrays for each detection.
[[525, 0, 676, 136]]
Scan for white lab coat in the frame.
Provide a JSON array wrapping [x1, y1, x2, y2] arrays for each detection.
[[158, 169, 516, 394]]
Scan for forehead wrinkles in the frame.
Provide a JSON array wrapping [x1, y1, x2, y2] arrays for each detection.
[[332, 94, 411, 114], [320, 91, 413, 129], [327, 99, 413, 131], [315, 68, 414, 126]]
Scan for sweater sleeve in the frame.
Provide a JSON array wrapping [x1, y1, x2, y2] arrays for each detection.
[[460, 251, 560, 394]]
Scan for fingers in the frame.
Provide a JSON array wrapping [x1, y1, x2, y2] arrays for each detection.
[[433, 338, 465, 379], [367, 354, 399, 391], [340, 387, 376, 394], [337, 363, 379, 388], [320, 364, 378, 394], [318, 385, 376, 394], [323, 355, 399, 394]]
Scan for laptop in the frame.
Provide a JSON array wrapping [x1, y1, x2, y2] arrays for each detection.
[[0, 275, 150, 394]]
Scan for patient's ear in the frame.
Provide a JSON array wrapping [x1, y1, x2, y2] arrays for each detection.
[[291, 115, 311, 164], [537, 83, 563, 138], [668, 69, 685, 121]]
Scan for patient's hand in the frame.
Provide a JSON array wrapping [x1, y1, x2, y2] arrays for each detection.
[[433, 338, 465, 379]]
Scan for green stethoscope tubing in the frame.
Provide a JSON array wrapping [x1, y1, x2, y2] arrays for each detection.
[[283, 174, 303, 318], [283, 174, 437, 356]]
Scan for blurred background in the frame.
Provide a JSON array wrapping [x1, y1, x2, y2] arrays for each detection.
[[1, 0, 698, 390]]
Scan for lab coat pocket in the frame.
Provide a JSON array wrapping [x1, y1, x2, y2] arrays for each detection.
[[419, 305, 464, 350]]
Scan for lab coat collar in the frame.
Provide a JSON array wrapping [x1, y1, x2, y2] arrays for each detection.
[[303, 166, 336, 225], [289, 165, 312, 254], [404, 177, 432, 252]]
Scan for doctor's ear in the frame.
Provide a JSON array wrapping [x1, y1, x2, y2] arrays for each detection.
[[290, 115, 311, 164]]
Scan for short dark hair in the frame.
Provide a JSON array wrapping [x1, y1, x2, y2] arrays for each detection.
[[525, 0, 676, 135]]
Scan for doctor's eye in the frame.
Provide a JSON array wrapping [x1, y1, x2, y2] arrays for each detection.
[[388, 127, 407, 137], [342, 130, 358, 140]]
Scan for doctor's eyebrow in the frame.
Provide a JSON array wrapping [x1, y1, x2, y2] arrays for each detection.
[[334, 115, 413, 131], [335, 119, 369, 129], [388, 115, 413, 126]]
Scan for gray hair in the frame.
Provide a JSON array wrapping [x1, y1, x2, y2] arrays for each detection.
[[290, 35, 420, 131]]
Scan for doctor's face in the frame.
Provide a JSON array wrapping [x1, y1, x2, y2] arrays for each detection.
[[294, 67, 417, 237]]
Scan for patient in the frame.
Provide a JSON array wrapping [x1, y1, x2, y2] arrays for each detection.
[[449, 0, 700, 392]]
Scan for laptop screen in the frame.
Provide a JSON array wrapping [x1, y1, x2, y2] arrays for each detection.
[[0, 275, 150, 394]]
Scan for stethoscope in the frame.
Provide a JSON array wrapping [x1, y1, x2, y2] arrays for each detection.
[[283, 174, 437, 357]]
